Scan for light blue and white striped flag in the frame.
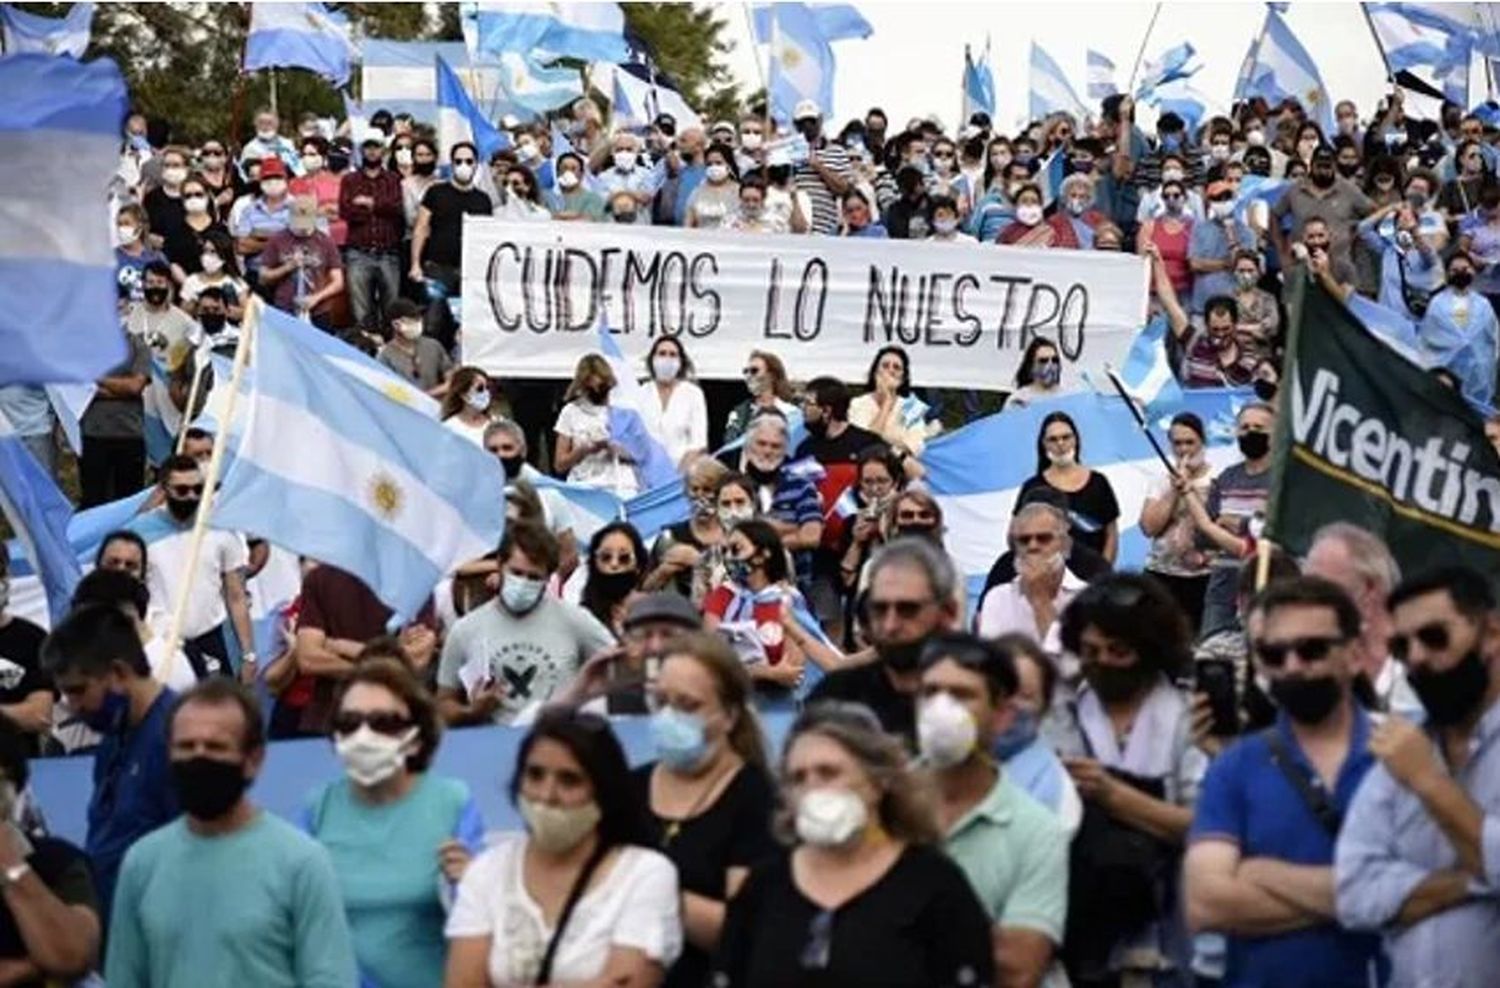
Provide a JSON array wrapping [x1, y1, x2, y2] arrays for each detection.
[[0, 55, 128, 385], [1028, 42, 1088, 122], [0, 2, 92, 57], [243, 2, 354, 87], [1087, 49, 1118, 98], [753, 3, 873, 123], [436, 54, 512, 160], [471, 2, 629, 63], [595, 321, 680, 491], [1116, 315, 1183, 415], [1134, 41, 1199, 101], [1236, 10, 1334, 134], [0, 408, 80, 624], [962, 41, 996, 121], [212, 306, 505, 620]]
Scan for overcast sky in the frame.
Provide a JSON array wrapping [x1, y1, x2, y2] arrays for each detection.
[[712, 2, 1405, 132]]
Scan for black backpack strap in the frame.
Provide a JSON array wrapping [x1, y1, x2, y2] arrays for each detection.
[[1261, 728, 1342, 837], [535, 840, 612, 985]]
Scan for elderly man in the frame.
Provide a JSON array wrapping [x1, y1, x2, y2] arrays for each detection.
[[1336, 566, 1500, 988], [258, 196, 344, 328], [975, 503, 1085, 648], [720, 414, 822, 590], [653, 125, 707, 226], [1303, 522, 1421, 717], [547, 592, 704, 717], [595, 132, 657, 208]]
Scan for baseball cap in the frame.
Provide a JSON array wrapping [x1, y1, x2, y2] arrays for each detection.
[[1205, 180, 1234, 200], [258, 156, 288, 179], [622, 593, 702, 631], [793, 99, 821, 121]]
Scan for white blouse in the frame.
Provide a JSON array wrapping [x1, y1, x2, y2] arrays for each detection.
[[444, 415, 489, 447], [446, 835, 682, 986], [638, 379, 707, 467], [555, 400, 639, 497]]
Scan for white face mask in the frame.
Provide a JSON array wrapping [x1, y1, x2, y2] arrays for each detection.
[[706, 163, 730, 183], [1209, 144, 1231, 161], [614, 150, 638, 171], [256, 127, 278, 142], [501, 574, 546, 615], [718, 505, 754, 529], [452, 163, 475, 184], [557, 170, 580, 190], [520, 797, 602, 854], [1161, 167, 1184, 183], [652, 355, 681, 381], [740, 132, 763, 150], [184, 195, 209, 214], [917, 692, 979, 769], [335, 723, 417, 787], [795, 787, 868, 848], [517, 142, 539, 162], [1047, 449, 1076, 468], [1016, 204, 1043, 225], [395, 319, 423, 341], [933, 218, 958, 235], [1210, 201, 1234, 220], [162, 166, 188, 186], [394, 148, 414, 167], [260, 178, 287, 198], [1245, 129, 1265, 147], [465, 387, 490, 411], [115, 225, 139, 246], [199, 252, 224, 274], [301, 154, 323, 172]]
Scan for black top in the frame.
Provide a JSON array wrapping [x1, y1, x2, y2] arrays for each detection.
[[0, 836, 97, 987], [0, 620, 49, 752], [649, 521, 709, 600], [420, 183, 493, 268], [633, 761, 777, 988], [1017, 470, 1121, 558], [794, 423, 884, 466], [712, 844, 994, 988], [805, 660, 916, 747]]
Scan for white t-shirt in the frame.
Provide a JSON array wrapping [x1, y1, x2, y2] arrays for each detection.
[[446, 835, 682, 985], [975, 568, 1086, 653], [554, 400, 638, 498], [134, 515, 249, 639], [445, 415, 489, 447], [637, 379, 707, 467]]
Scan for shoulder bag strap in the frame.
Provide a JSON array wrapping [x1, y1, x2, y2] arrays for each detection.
[[535, 841, 613, 985], [1261, 728, 1342, 837]]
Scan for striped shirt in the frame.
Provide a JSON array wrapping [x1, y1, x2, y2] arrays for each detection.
[[794, 141, 853, 236]]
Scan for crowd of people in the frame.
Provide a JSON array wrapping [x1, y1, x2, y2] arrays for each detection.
[[0, 70, 1497, 988]]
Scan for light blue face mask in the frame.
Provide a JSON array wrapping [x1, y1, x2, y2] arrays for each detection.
[[991, 707, 1040, 761], [650, 706, 709, 771]]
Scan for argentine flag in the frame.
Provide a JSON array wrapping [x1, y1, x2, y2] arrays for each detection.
[[0, 55, 128, 385], [212, 306, 504, 620], [0, 2, 93, 57], [1116, 315, 1183, 416], [436, 54, 512, 161], [962, 41, 996, 120], [470, 2, 628, 64], [0, 408, 80, 624], [243, 2, 354, 87], [1087, 50, 1118, 99], [753, 3, 873, 122], [1029, 42, 1088, 122], [1237, 10, 1334, 134], [595, 321, 680, 491]]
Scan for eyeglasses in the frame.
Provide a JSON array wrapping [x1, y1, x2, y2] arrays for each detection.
[[1388, 622, 1451, 662], [800, 910, 834, 969], [452, 158, 477, 166], [741, 367, 763, 377], [596, 552, 636, 567], [1253, 635, 1348, 669], [1013, 531, 1057, 547], [331, 710, 414, 736], [895, 509, 935, 523], [167, 483, 204, 498], [865, 598, 932, 620]]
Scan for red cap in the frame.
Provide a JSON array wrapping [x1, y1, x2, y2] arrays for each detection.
[[258, 156, 288, 179]]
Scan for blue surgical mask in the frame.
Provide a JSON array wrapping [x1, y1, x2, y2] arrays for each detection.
[[84, 690, 130, 734], [1160, 133, 1182, 152], [650, 706, 710, 772], [500, 575, 546, 615], [991, 707, 1040, 760]]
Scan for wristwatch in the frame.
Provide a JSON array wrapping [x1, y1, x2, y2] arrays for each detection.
[[0, 862, 31, 888]]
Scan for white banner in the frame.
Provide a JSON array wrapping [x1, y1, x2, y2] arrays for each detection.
[[460, 218, 1149, 390]]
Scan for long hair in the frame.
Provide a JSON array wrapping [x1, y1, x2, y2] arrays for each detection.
[[1014, 337, 1059, 389], [661, 631, 769, 771], [773, 702, 940, 846], [645, 336, 696, 381], [728, 518, 790, 584], [441, 366, 491, 420], [564, 354, 615, 404], [1034, 410, 1082, 475], [864, 345, 912, 397], [748, 350, 795, 402], [509, 707, 654, 850], [580, 522, 647, 627], [197, 228, 243, 280]]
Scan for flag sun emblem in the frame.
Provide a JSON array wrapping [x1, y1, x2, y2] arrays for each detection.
[[367, 474, 403, 520]]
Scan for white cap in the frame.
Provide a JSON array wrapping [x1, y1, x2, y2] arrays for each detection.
[[793, 99, 821, 121]]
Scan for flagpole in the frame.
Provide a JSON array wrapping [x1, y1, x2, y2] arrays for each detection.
[[161, 298, 257, 675], [269, 67, 279, 118], [1103, 367, 1176, 475], [174, 354, 210, 454], [742, 2, 772, 131], [1126, 1, 1164, 95], [1361, 5, 1394, 82]]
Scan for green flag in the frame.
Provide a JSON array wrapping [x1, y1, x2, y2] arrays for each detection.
[[1267, 277, 1500, 581]]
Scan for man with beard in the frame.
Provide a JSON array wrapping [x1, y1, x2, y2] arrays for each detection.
[[1271, 144, 1373, 274], [1336, 566, 1500, 988], [808, 538, 960, 746], [720, 414, 822, 593], [127, 456, 253, 681], [1185, 578, 1385, 988]]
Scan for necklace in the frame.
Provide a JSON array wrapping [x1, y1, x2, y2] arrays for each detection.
[[660, 760, 737, 845]]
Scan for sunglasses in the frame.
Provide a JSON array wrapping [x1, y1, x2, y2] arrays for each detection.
[[895, 510, 935, 523], [167, 483, 205, 498], [1388, 622, 1450, 662], [332, 710, 413, 736], [596, 552, 636, 567], [866, 598, 931, 620], [1034, 356, 1060, 367], [1254, 635, 1347, 668], [1014, 531, 1058, 547], [452, 158, 477, 166]]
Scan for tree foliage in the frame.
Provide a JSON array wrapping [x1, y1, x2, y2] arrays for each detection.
[[11, 2, 740, 141]]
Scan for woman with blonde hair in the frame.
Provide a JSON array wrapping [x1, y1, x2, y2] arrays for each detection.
[[635, 632, 775, 988], [441, 366, 497, 447], [711, 702, 993, 986], [554, 353, 638, 497], [723, 350, 796, 445]]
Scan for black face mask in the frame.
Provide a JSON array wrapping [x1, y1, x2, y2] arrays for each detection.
[[1248, 160, 1271, 177], [768, 166, 792, 185], [1084, 662, 1155, 704], [879, 638, 925, 673], [585, 386, 609, 405], [796, 121, 821, 141], [500, 454, 524, 481], [166, 496, 200, 521], [1336, 162, 1361, 178], [1270, 675, 1344, 724], [1238, 431, 1271, 460], [171, 756, 250, 821], [592, 570, 638, 601], [1253, 379, 1278, 403], [896, 523, 939, 541], [1449, 270, 1475, 290], [1408, 648, 1491, 726], [198, 312, 227, 335], [414, 160, 437, 177], [143, 286, 170, 307], [1311, 170, 1336, 189], [362, 155, 385, 171]]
